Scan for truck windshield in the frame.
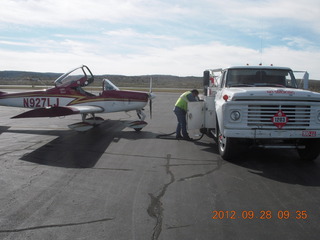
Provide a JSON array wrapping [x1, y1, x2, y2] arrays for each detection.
[[226, 69, 297, 88]]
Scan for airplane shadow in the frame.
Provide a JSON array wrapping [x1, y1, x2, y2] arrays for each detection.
[[0, 120, 157, 169]]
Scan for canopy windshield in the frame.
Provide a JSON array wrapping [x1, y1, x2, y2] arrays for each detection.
[[54, 65, 94, 88]]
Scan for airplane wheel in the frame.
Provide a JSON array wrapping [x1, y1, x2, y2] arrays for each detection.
[[134, 128, 142, 132]]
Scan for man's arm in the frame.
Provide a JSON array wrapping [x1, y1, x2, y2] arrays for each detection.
[[186, 93, 199, 102]]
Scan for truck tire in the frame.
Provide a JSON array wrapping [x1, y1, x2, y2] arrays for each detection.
[[203, 70, 210, 96], [217, 125, 237, 160], [297, 139, 320, 161]]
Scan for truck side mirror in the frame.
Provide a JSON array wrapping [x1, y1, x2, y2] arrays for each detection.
[[303, 72, 309, 90], [203, 70, 210, 96]]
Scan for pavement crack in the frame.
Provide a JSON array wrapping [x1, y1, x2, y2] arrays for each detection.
[[0, 217, 114, 233], [178, 158, 222, 182], [147, 154, 175, 240], [167, 224, 192, 230], [103, 151, 213, 162], [90, 167, 133, 171], [166, 163, 215, 167]]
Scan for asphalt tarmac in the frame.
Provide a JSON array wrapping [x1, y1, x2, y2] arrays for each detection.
[[0, 92, 319, 240]]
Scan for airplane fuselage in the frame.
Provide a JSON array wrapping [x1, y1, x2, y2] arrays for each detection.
[[0, 88, 149, 113]]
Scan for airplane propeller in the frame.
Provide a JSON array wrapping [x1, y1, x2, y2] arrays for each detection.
[[149, 98, 152, 119], [149, 77, 154, 119], [148, 92, 156, 119]]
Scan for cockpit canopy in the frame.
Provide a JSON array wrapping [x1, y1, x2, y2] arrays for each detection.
[[55, 65, 94, 88], [103, 79, 119, 91]]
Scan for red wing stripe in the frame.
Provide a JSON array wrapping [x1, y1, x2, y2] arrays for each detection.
[[11, 105, 104, 118], [12, 106, 80, 118]]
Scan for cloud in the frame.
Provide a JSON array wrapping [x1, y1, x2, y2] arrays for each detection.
[[1, 0, 319, 32], [261, 46, 320, 75], [0, 0, 185, 28], [0, 0, 319, 80], [0, 40, 34, 47], [1, 40, 319, 80], [202, 0, 320, 31], [282, 37, 315, 49]]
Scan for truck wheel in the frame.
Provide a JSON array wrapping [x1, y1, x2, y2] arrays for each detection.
[[217, 126, 237, 160], [297, 139, 320, 161]]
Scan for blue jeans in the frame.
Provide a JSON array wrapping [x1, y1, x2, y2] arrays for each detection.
[[174, 106, 189, 138]]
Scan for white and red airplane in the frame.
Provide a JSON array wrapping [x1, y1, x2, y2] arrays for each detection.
[[0, 65, 155, 131]]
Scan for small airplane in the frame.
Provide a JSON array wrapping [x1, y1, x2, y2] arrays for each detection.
[[0, 65, 155, 131]]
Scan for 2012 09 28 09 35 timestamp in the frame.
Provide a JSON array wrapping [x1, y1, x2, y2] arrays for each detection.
[[211, 210, 308, 220]]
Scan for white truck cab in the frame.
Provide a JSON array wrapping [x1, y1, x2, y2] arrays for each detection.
[[188, 66, 320, 161]]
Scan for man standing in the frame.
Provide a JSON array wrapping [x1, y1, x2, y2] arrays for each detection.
[[173, 89, 199, 140]]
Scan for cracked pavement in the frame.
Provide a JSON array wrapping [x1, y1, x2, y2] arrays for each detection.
[[0, 92, 319, 240]]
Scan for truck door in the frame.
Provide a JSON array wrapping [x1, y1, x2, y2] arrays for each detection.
[[187, 101, 205, 130], [187, 96, 217, 130], [204, 96, 216, 129]]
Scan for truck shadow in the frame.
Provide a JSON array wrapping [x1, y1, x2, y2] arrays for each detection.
[[227, 147, 320, 186], [194, 140, 219, 154]]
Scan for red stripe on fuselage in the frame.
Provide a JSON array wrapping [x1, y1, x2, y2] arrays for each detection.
[[100, 90, 148, 101], [0, 89, 149, 106]]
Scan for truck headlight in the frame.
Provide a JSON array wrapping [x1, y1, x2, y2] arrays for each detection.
[[230, 110, 241, 121]]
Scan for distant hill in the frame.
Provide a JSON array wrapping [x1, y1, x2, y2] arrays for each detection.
[[0, 70, 61, 81], [0, 70, 319, 92], [96, 74, 202, 89], [0, 70, 203, 89]]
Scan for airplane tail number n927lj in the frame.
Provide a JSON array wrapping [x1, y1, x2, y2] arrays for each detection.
[[0, 65, 156, 132]]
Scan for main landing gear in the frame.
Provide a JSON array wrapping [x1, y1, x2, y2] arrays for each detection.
[[68, 113, 104, 132]]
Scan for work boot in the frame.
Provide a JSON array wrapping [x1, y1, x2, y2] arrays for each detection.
[[183, 136, 194, 141], [176, 134, 183, 139]]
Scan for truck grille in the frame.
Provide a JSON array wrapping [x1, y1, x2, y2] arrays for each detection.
[[247, 105, 311, 129]]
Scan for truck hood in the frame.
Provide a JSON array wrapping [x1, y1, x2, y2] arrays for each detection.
[[223, 87, 320, 101]]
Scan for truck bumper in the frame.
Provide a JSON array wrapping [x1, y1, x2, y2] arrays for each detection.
[[224, 129, 320, 139]]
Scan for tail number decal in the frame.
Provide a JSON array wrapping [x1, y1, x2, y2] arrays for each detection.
[[23, 98, 60, 108]]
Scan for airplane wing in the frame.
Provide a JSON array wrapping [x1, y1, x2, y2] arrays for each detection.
[[11, 106, 104, 119]]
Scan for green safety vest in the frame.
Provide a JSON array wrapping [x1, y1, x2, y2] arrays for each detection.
[[175, 91, 191, 111]]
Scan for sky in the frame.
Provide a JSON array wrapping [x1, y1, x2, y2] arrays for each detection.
[[0, 0, 320, 79]]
